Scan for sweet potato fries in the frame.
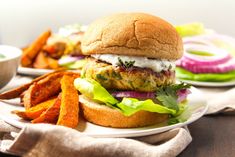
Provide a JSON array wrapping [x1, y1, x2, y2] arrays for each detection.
[[1, 71, 80, 128], [57, 75, 79, 128]]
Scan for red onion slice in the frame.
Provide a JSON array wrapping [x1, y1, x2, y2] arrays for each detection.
[[183, 44, 232, 65], [177, 33, 235, 74], [179, 57, 235, 73]]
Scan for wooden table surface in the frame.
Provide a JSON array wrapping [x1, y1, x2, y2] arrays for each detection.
[[179, 114, 235, 157], [1, 115, 234, 157]]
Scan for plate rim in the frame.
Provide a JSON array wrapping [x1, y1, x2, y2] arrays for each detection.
[[17, 66, 54, 76]]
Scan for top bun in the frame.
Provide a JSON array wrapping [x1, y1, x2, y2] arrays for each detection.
[[81, 13, 183, 60]]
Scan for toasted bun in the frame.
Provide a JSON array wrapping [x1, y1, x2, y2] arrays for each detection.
[[81, 13, 183, 60], [79, 95, 169, 128]]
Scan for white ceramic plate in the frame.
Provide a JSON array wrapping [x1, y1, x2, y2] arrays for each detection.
[[17, 66, 54, 76], [178, 79, 235, 87], [0, 87, 207, 138]]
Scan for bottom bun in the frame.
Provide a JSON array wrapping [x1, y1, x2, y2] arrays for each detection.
[[79, 95, 169, 128]]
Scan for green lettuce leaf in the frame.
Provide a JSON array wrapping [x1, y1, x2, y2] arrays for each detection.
[[74, 78, 119, 105], [175, 23, 205, 37], [176, 67, 235, 82], [117, 98, 176, 116]]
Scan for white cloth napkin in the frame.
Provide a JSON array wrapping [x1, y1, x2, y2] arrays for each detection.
[[0, 123, 191, 157], [200, 87, 235, 115], [0, 75, 235, 157]]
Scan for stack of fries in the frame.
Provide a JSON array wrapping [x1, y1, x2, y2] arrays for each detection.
[[0, 71, 80, 128]]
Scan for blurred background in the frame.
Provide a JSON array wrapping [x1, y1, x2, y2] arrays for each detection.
[[0, 0, 235, 47]]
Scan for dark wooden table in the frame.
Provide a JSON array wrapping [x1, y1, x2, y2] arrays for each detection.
[[0, 115, 234, 157], [179, 114, 235, 157]]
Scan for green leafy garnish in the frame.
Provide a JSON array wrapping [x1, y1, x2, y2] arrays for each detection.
[[171, 82, 191, 91], [157, 88, 178, 111], [118, 57, 135, 68], [156, 83, 191, 111]]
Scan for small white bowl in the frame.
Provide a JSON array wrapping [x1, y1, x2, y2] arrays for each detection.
[[0, 45, 22, 89]]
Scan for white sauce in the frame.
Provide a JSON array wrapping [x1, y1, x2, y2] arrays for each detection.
[[91, 54, 176, 72]]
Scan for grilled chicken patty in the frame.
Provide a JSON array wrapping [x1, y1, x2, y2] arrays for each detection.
[[82, 58, 175, 92]]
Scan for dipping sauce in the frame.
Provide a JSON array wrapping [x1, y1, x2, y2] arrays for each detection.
[[0, 53, 6, 60]]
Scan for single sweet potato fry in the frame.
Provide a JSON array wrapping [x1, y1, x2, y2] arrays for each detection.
[[12, 97, 56, 120], [47, 57, 59, 69], [33, 51, 50, 69], [0, 70, 65, 99], [33, 51, 59, 69], [57, 75, 79, 128], [32, 94, 61, 124], [21, 30, 51, 67]]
